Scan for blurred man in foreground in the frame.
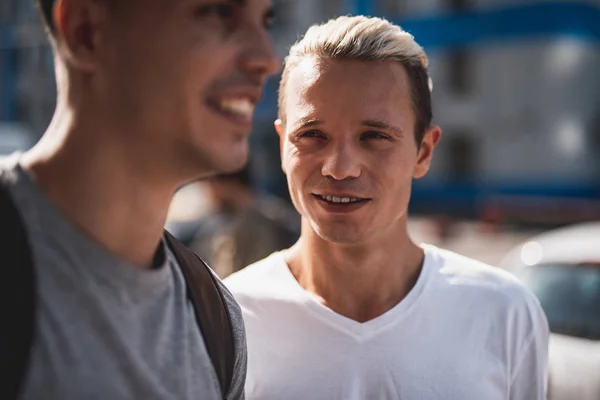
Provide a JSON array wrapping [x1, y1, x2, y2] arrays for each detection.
[[0, 0, 278, 399], [225, 15, 548, 399]]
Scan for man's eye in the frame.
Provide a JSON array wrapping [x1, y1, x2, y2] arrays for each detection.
[[298, 130, 324, 139], [361, 131, 388, 140], [264, 10, 275, 29]]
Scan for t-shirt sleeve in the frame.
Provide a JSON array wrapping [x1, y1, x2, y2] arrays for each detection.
[[509, 294, 549, 400], [217, 279, 248, 400]]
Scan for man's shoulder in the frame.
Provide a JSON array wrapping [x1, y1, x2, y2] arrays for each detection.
[[428, 244, 522, 287], [174, 259, 249, 399], [223, 252, 286, 298], [175, 249, 248, 339], [0, 153, 40, 214], [426, 245, 540, 308], [213, 276, 245, 332], [0, 153, 21, 183]]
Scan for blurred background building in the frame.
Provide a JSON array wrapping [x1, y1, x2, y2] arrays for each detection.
[[1, 0, 599, 264]]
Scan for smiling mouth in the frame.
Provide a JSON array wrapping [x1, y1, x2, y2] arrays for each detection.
[[207, 98, 256, 125], [313, 194, 370, 204]]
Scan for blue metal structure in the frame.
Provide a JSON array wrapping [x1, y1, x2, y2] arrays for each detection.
[[396, 2, 600, 50]]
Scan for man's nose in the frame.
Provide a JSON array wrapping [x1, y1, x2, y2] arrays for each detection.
[[321, 143, 362, 181], [239, 26, 281, 80]]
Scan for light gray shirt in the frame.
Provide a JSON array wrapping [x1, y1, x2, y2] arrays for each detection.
[[1, 155, 246, 400]]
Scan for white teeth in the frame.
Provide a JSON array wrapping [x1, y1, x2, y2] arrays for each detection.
[[219, 99, 255, 117], [320, 195, 362, 203]]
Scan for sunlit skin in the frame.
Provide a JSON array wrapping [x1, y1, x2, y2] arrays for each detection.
[[21, 0, 280, 267], [276, 57, 441, 322]]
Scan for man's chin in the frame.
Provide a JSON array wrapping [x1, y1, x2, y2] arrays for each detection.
[[175, 150, 247, 186], [312, 222, 367, 245], [204, 150, 249, 177], [217, 151, 249, 174]]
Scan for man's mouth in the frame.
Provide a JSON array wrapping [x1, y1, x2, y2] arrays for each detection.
[[207, 97, 256, 126], [217, 98, 255, 118], [313, 194, 370, 204]]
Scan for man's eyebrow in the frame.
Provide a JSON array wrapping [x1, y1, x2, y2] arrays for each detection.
[[231, 0, 274, 21], [291, 118, 323, 132], [361, 120, 404, 135]]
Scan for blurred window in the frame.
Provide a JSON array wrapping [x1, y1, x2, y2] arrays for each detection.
[[448, 49, 472, 95], [445, 131, 477, 180], [518, 263, 600, 340]]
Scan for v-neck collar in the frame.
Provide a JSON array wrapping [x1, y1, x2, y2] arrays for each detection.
[[272, 245, 436, 341]]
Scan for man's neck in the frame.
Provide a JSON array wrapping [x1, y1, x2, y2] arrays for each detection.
[[21, 121, 180, 269], [285, 219, 425, 323]]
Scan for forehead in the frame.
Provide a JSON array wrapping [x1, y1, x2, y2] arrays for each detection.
[[284, 57, 413, 126]]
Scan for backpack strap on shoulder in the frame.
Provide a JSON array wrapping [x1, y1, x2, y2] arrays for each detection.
[[164, 231, 235, 398], [0, 183, 37, 399]]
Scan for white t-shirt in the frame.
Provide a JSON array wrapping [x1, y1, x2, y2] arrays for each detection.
[[224, 244, 549, 400]]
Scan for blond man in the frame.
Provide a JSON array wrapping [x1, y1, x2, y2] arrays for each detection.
[[225, 15, 548, 400]]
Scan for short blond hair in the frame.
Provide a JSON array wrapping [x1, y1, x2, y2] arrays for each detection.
[[278, 15, 433, 142]]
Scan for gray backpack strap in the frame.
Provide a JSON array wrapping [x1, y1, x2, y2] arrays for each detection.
[[164, 231, 235, 398]]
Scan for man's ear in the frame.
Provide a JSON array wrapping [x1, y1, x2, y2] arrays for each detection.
[[53, 0, 108, 71], [274, 119, 286, 174], [413, 125, 442, 179]]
